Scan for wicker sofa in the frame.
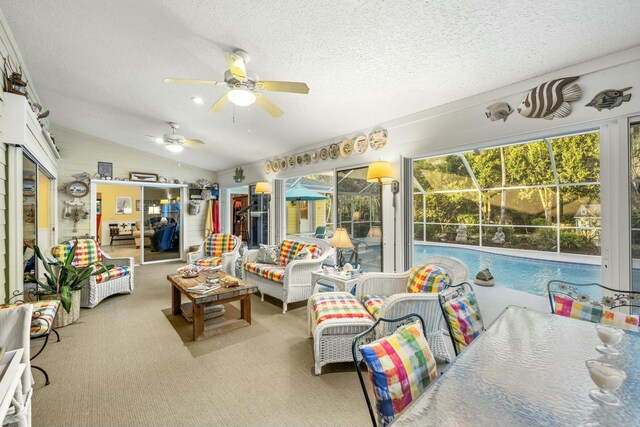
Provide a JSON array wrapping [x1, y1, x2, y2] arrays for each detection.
[[353, 255, 469, 362], [242, 237, 333, 313], [187, 234, 241, 276], [49, 238, 134, 308]]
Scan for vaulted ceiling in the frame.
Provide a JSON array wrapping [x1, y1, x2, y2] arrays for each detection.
[[3, 0, 640, 171]]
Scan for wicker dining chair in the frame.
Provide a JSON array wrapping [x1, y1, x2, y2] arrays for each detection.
[[439, 282, 486, 356]]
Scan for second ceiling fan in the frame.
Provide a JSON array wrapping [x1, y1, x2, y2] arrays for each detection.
[[164, 49, 309, 118]]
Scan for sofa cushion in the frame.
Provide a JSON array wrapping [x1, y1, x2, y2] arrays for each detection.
[[554, 294, 640, 332], [205, 234, 236, 257], [0, 300, 60, 338], [243, 262, 285, 283], [442, 292, 484, 351], [257, 244, 279, 264], [360, 321, 437, 427], [362, 295, 386, 320], [95, 266, 131, 284], [311, 293, 373, 326], [406, 264, 451, 293], [51, 239, 102, 267], [196, 256, 222, 267], [278, 240, 320, 266], [292, 249, 311, 262]]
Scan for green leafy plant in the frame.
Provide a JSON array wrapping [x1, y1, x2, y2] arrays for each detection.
[[24, 241, 110, 313]]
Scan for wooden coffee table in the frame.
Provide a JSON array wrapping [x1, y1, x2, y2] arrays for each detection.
[[167, 271, 258, 341]]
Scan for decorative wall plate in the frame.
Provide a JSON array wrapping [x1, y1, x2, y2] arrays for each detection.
[[311, 151, 319, 162], [329, 143, 340, 159], [303, 153, 311, 164], [296, 155, 303, 165], [319, 148, 329, 160], [265, 161, 272, 174], [272, 160, 279, 172], [354, 134, 368, 154], [280, 158, 287, 170], [288, 156, 296, 168], [340, 139, 353, 157], [369, 129, 388, 151]]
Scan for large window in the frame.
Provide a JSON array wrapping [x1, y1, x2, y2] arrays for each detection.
[[630, 122, 640, 292], [413, 131, 601, 255], [285, 172, 333, 238]]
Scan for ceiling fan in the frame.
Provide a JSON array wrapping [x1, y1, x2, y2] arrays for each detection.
[[164, 49, 309, 118], [145, 122, 204, 153]]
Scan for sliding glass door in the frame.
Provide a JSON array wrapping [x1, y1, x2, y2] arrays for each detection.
[[630, 121, 640, 293], [248, 184, 269, 249]]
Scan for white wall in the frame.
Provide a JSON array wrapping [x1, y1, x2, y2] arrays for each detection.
[[54, 126, 217, 251], [217, 46, 640, 285]]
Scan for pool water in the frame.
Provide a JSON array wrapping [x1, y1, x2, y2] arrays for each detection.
[[414, 244, 602, 298]]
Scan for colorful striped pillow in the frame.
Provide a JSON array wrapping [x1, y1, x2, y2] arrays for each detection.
[[51, 239, 102, 267], [554, 295, 639, 332], [443, 292, 484, 351], [406, 264, 451, 293], [205, 234, 236, 257], [360, 321, 437, 426]]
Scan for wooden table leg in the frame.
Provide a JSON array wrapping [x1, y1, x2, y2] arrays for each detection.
[[171, 284, 181, 315], [240, 294, 252, 325], [193, 303, 204, 341]]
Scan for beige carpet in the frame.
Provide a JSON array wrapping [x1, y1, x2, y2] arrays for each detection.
[[31, 262, 371, 427]]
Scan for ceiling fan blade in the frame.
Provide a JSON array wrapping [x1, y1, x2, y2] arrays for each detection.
[[163, 78, 222, 85], [184, 139, 205, 145], [209, 93, 230, 113], [224, 52, 247, 80], [256, 81, 309, 94], [255, 94, 284, 118]]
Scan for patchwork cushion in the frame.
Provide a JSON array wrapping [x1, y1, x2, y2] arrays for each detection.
[[204, 234, 235, 257], [278, 240, 320, 266], [602, 310, 640, 332], [406, 264, 451, 293], [554, 295, 639, 332], [443, 292, 484, 351], [95, 266, 131, 284], [0, 300, 60, 338], [292, 249, 311, 262], [243, 262, 285, 283], [51, 239, 102, 267], [362, 295, 386, 320], [360, 322, 438, 426], [257, 244, 279, 264], [312, 293, 373, 326], [196, 256, 222, 267]]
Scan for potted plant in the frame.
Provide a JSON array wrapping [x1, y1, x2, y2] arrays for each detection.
[[25, 241, 110, 327]]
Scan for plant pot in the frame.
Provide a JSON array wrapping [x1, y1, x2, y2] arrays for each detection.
[[40, 290, 81, 328]]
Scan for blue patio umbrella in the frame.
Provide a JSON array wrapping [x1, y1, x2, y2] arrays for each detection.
[[285, 184, 327, 201]]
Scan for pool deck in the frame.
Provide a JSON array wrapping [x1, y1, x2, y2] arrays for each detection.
[[475, 285, 549, 327]]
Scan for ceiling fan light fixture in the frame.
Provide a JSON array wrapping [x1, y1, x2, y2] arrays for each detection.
[[165, 143, 184, 153], [228, 87, 256, 106], [155, 137, 164, 144], [191, 96, 204, 105]]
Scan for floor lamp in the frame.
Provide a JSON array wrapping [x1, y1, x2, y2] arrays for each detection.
[[366, 161, 399, 272]]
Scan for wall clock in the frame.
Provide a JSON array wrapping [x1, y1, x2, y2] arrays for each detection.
[[66, 181, 89, 197]]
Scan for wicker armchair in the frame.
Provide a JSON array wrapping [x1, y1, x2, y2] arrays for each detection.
[[187, 234, 241, 276], [49, 239, 134, 308], [353, 256, 469, 362], [243, 237, 334, 313]]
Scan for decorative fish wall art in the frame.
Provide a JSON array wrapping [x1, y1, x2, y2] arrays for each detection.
[[485, 102, 513, 122], [586, 87, 632, 111], [517, 76, 582, 120]]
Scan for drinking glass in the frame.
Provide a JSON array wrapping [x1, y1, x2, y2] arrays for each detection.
[[585, 360, 626, 406], [595, 323, 624, 356]]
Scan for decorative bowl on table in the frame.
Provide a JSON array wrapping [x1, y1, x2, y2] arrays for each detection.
[[585, 359, 627, 406], [596, 323, 624, 356], [181, 265, 200, 278]]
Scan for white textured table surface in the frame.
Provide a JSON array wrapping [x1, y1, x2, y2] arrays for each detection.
[[393, 306, 640, 427]]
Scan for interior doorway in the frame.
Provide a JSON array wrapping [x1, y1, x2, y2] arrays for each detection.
[[227, 184, 270, 248], [96, 183, 141, 263]]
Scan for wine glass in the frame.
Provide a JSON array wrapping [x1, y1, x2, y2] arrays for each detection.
[[595, 323, 624, 356], [585, 360, 626, 406]]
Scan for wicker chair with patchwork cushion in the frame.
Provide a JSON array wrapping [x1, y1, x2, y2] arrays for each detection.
[[439, 282, 486, 356], [547, 280, 640, 332], [187, 234, 241, 276], [49, 239, 134, 308], [352, 314, 438, 427], [354, 256, 469, 362], [243, 238, 333, 313]]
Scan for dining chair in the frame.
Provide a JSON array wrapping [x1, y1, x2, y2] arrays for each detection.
[[547, 280, 640, 331], [352, 313, 438, 427], [439, 282, 486, 356]]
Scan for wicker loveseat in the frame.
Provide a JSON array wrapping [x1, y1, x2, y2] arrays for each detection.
[[49, 239, 134, 308], [187, 234, 241, 276], [354, 255, 469, 362], [242, 237, 333, 313]]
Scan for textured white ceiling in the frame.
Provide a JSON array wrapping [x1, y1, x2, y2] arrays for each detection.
[[2, 0, 640, 171]]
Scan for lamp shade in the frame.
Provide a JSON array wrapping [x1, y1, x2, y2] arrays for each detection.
[[255, 181, 272, 194], [329, 228, 353, 249], [366, 161, 395, 184], [367, 225, 382, 238]]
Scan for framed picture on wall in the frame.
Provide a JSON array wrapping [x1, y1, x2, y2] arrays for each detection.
[[98, 162, 113, 179], [136, 200, 140, 211], [116, 196, 132, 215], [130, 172, 158, 182]]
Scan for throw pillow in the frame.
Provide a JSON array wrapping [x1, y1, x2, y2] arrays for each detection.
[[257, 244, 279, 264], [442, 292, 484, 351], [360, 321, 437, 426], [406, 264, 451, 293], [292, 249, 311, 262], [553, 294, 603, 323]]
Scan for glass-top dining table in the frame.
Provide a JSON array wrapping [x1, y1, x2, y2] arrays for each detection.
[[392, 305, 640, 426]]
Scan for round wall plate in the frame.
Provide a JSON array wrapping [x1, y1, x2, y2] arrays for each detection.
[[280, 158, 287, 170], [354, 134, 368, 154], [66, 180, 89, 197], [272, 160, 279, 172], [303, 153, 311, 164], [340, 139, 353, 157], [288, 156, 296, 168], [265, 161, 272, 174], [329, 143, 340, 159], [296, 155, 303, 165], [319, 148, 329, 160], [369, 129, 388, 151], [311, 151, 319, 162]]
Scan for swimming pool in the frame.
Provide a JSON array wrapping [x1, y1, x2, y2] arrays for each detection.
[[414, 244, 602, 298]]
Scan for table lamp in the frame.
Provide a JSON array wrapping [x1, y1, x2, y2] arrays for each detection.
[[329, 227, 353, 269]]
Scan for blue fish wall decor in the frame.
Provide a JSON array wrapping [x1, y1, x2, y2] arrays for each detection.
[[586, 87, 632, 111], [517, 76, 582, 120]]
